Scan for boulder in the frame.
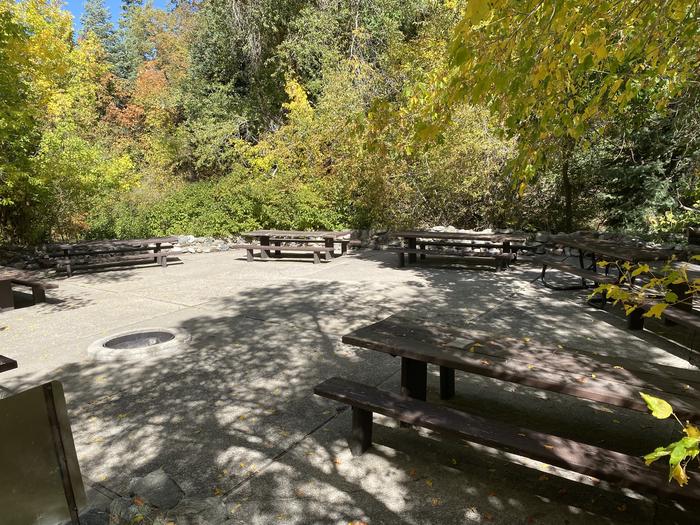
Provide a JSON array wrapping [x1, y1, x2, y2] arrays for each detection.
[[127, 468, 184, 510]]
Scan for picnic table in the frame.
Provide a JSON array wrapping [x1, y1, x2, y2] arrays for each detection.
[[390, 230, 527, 267], [315, 315, 700, 501], [235, 230, 354, 263], [46, 236, 178, 276], [0, 266, 58, 309], [549, 234, 678, 267]]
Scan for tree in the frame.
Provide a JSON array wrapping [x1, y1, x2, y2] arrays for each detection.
[[442, 0, 700, 231], [80, 0, 118, 63]]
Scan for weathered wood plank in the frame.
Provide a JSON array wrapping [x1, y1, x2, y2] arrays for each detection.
[[342, 320, 700, 418]]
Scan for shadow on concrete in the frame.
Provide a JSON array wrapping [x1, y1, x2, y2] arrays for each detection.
[[2, 256, 697, 523]]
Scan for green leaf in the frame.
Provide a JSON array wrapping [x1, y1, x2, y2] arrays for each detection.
[[644, 446, 671, 465], [640, 392, 674, 419]]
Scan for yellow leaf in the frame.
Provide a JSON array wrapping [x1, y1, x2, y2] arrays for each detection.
[[640, 392, 674, 419], [426, 479, 433, 487], [685, 425, 700, 438], [671, 463, 689, 487], [643, 303, 668, 319]]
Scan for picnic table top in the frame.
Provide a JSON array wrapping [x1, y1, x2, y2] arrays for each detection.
[[0, 355, 18, 373], [549, 234, 678, 263], [48, 236, 178, 252], [342, 315, 700, 419], [391, 230, 527, 242], [242, 230, 352, 239]]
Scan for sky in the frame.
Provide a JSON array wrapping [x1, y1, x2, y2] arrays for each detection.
[[64, 0, 169, 31]]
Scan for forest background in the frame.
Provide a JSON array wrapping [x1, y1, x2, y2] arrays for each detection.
[[1, 0, 699, 244]]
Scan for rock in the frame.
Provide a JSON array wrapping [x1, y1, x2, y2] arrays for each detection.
[[165, 497, 228, 525], [178, 235, 195, 245], [218, 243, 230, 251], [188, 247, 197, 254], [127, 468, 184, 510], [202, 244, 212, 253], [78, 508, 110, 525], [171, 246, 184, 253], [535, 231, 551, 242]]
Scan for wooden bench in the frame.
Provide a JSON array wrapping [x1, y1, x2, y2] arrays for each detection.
[[628, 299, 700, 332], [314, 377, 700, 501], [534, 254, 618, 293], [390, 248, 514, 270], [55, 252, 169, 277], [268, 237, 354, 255], [0, 267, 58, 309], [232, 244, 333, 264]]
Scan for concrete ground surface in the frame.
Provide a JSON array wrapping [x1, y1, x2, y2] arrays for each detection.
[[1, 249, 699, 524]]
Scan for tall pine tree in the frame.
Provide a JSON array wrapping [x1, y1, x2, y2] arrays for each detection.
[[80, 0, 118, 63]]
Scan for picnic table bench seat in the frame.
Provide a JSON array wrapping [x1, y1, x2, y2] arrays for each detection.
[[389, 248, 514, 270], [628, 299, 700, 332], [533, 254, 618, 291], [0, 266, 58, 309], [314, 377, 700, 501], [55, 252, 169, 277], [267, 237, 356, 254], [232, 244, 333, 264]]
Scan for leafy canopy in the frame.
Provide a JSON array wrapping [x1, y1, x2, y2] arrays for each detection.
[[444, 0, 700, 178]]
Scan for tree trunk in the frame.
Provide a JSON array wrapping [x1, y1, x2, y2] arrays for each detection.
[[561, 139, 574, 232]]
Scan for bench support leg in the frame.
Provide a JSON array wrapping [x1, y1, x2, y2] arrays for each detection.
[[350, 407, 373, 456], [628, 308, 645, 330], [401, 358, 427, 400], [260, 248, 269, 260], [401, 357, 427, 427], [419, 243, 426, 260], [324, 250, 332, 262], [0, 280, 14, 309], [313, 252, 320, 264], [439, 366, 455, 400], [160, 256, 167, 269], [31, 286, 46, 304], [408, 238, 417, 263], [274, 240, 281, 258], [398, 252, 405, 268], [246, 249, 254, 262]]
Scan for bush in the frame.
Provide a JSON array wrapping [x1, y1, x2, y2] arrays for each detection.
[[86, 169, 348, 239]]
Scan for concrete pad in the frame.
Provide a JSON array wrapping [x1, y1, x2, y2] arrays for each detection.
[[1, 252, 698, 524]]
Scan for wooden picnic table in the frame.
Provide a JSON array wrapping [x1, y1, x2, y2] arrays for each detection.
[[549, 234, 678, 266], [46, 236, 178, 276], [319, 315, 700, 500], [0, 266, 58, 309], [241, 230, 353, 259], [391, 230, 527, 264], [341, 314, 700, 420]]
